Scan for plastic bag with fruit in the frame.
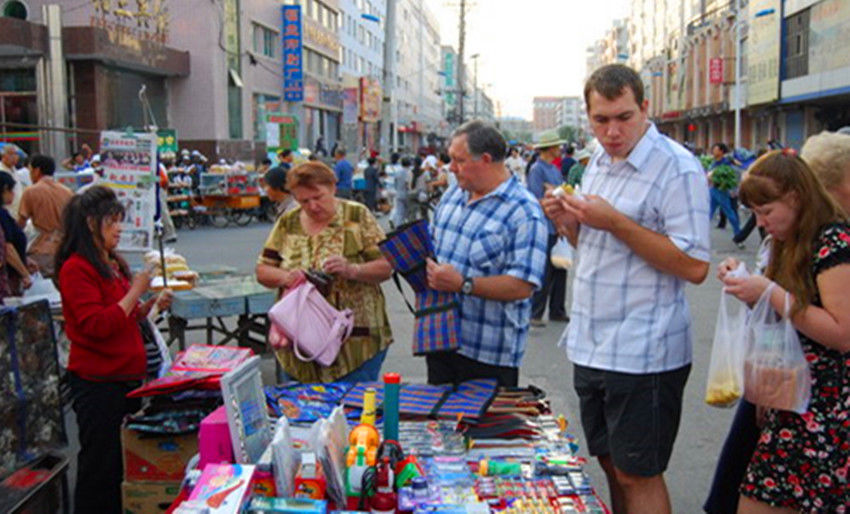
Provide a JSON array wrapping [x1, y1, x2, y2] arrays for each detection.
[[550, 237, 574, 269], [705, 289, 748, 407]]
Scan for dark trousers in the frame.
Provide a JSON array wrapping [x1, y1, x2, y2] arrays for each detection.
[[703, 400, 760, 514], [531, 234, 567, 319], [426, 351, 519, 387], [733, 213, 766, 244], [364, 189, 377, 211], [70, 374, 141, 514]]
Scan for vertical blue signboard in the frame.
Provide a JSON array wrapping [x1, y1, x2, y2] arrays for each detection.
[[282, 5, 304, 102]]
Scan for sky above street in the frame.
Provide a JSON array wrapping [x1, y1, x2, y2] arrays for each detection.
[[428, 0, 630, 120]]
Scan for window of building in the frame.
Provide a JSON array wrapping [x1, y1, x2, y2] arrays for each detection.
[[101, 66, 167, 133], [306, 0, 314, 19], [253, 93, 281, 142], [784, 8, 809, 80], [1, 1, 27, 19], [252, 23, 277, 59]]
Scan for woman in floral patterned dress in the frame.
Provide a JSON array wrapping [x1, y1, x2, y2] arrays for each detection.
[[721, 149, 850, 513], [256, 161, 394, 383]]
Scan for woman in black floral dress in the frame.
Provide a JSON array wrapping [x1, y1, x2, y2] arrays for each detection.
[[721, 149, 850, 513]]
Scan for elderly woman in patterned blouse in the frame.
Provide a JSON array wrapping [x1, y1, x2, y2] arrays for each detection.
[[256, 161, 394, 383]]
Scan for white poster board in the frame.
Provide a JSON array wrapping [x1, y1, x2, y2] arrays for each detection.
[[99, 131, 157, 252]]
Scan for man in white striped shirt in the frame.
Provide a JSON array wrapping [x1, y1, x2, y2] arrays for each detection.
[[543, 65, 710, 514]]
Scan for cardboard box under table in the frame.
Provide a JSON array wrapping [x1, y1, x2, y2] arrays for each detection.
[[122, 421, 199, 482], [122, 480, 182, 514]]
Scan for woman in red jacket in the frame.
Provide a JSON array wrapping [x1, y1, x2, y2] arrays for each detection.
[[56, 186, 171, 514]]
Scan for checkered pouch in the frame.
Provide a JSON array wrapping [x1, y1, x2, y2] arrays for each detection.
[[378, 219, 460, 355], [413, 290, 460, 355], [378, 219, 433, 292]]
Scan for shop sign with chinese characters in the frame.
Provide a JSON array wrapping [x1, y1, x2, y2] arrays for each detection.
[[265, 113, 299, 156], [282, 6, 304, 102], [709, 58, 724, 85], [99, 131, 157, 252], [90, 0, 169, 45], [157, 129, 178, 155], [359, 77, 381, 123]]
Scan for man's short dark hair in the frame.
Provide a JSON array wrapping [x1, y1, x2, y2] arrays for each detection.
[[390, 152, 400, 164], [278, 149, 292, 159], [439, 152, 450, 163], [451, 120, 507, 162], [713, 142, 729, 154], [264, 166, 288, 192], [367, 156, 377, 166], [0, 171, 15, 193], [261, 157, 273, 166], [30, 154, 56, 175], [584, 64, 645, 110], [565, 145, 575, 155], [334, 148, 346, 157]]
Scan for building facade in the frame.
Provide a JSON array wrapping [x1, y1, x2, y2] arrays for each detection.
[[497, 116, 532, 142], [392, 0, 442, 153], [533, 97, 562, 132], [338, 0, 385, 154], [0, 1, 189, 158], [621, 0, 849, 152], [558, 97, 586, 133]]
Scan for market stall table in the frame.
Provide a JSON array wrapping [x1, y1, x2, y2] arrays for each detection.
[[164, 272, 276, 352]]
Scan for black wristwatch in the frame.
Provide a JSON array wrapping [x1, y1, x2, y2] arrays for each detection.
[[461, 276, 474, 295]]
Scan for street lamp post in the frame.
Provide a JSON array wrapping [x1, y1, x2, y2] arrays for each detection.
[[380, 1, 398, 154], [734, 0, 742, 150], [734, 4, 776, 150], [471, 53, 480, 119]]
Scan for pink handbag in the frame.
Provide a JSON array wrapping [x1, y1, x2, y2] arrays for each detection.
[[268, 278, 354, 367]]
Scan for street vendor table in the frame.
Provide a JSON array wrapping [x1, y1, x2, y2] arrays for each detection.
[[165, 271, 276, 352]]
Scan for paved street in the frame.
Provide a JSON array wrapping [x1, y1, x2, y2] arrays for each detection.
[[160, 215, 753, 512]]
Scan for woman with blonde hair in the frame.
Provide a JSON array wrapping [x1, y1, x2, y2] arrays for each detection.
[[801, 130, 850, 213], [719, 149, 849, 513]]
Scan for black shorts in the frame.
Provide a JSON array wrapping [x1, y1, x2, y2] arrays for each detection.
[[573, 363, 691, 477]]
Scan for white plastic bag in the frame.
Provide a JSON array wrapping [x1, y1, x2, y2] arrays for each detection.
[[23, 272, 61, 306], [743, 283, 811, 413], [550, 237, 574, 269], [144, 316, 173, 378], [705, 291, 747, 407]]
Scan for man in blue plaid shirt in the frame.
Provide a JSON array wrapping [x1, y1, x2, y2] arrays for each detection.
[[425, 121, 548, 387]]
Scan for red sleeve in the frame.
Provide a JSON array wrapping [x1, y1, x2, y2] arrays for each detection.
[[59, 257, 131, 341]]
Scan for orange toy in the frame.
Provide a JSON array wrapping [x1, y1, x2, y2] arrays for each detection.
[[346, 423, 379, 467]]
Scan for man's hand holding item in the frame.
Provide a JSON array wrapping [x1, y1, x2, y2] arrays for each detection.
[[426, 258, 463, 293]]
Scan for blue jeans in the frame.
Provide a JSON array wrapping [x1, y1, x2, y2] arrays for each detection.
[[277, 349, 388, 383], [709, 188, 741, 236]]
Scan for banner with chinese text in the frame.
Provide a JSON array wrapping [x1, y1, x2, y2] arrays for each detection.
[[99, 131, 157, 252], [282, 6, 304, 102]]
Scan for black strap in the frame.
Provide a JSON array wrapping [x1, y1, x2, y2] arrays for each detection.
[[415, 302, 458, 318], [392, 272, 416, 314]]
